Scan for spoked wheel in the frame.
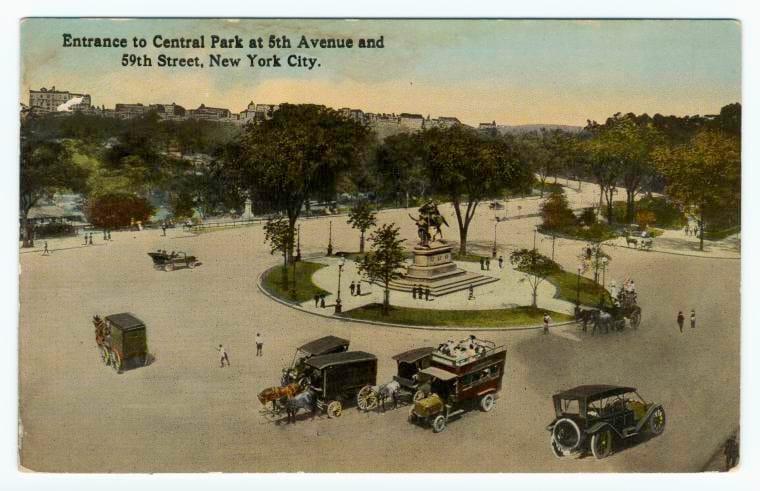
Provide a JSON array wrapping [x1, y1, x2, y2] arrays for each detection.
[[479, 393, 495, 412], [591, 429, 613, 459], [630, 309, 641, 329], [327, 401, 343, 418], [100, 346, 110, 365], [110, 351, 122, 373], [357, 386, 378, 411], [648, 406, 666, 435], [550, 437, 565, 458], [432, 415, 447, 433]]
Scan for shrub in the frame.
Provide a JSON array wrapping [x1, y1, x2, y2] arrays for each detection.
[[540, 191, 576, 231], [636, 210, 657, 229], [86, 193, 155, 229], [578, 207, 597, 227]]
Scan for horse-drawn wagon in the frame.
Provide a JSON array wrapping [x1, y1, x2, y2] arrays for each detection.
[[93, 313, 149, 373], [408, 336, 506, 433], [576, 289, 641, 334], [280, 335, 350, 387], [356, 346, 434, 411], [147, 250, 200, 271]]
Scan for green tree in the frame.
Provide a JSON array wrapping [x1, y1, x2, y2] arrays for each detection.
[[358, 224, 407, 315], [20, 139, 89, 247], [264, 217, 294, 288], [653, 129, 740, 250], [421, 126, 531, 255], [347, 201, 378, 253], [236, 104, 371, 263], [540, 190, 576, 231], [509, 249, 560, 308], [374, 132, 428, 208]]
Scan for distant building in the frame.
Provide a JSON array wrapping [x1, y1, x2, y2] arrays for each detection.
[[114, 103, 148, 118], [149, 102, 186, 119], [29, 86, 91, 113], [254, 103, 279, 121], [238, 101, 258, 123], [399, 113, 424, 131], [190, 104, 232, 121], [339, 107, 365, 123], [478, 120, 499, 137]]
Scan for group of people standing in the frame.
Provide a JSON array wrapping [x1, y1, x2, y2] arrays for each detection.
[[479, 256, 505, 271], [412, 284, 431, 301], [684, 224, 702, 237], [349, 280, 363, 297], [676, 309, 697, 333]]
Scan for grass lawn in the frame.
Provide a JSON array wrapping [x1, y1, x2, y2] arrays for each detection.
[[546, 270, 613, 308], [341, 304, 573, 328], [261, 261, 329, 303]]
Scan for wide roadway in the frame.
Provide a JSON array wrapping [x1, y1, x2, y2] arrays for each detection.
[[18, 204, 739, 472]]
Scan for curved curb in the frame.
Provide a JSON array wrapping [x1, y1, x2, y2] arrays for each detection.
[[256, 266, 577, 332]]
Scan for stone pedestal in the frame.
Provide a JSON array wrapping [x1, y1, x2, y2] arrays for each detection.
[[387, 241, 499, 297], [241, 199, 253, 220]]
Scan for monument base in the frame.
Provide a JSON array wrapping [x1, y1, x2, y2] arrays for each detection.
[[387, 241, 498, 297]]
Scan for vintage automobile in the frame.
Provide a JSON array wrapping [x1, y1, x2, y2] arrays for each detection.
[[408, 336, 506, 433], [547, 385, 666, 459], [147, 250, 200, 271], [357, 346, 434, 411], [93, 313, 149, 373], [281, 335, 350, 386], [300, 351, 378, 418]]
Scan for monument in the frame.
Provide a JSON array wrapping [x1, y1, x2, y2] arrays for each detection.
[[388, 202, 499, 297]]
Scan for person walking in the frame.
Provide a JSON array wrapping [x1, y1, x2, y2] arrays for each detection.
[[412, 285, 417, 299], [255, 333, 263, 356], [498, 255, 504, 269], [88, 233, 94, 245], [313, 293, 319, 308], [543, 313, 552, 335], [724, 436, 739, 471], [161, 223, 167, 236], [468, 284, 475, 300], [690, 309, 696, 329], [103, 229, 108, 240], [356, 281, 362, 296], [485, 258, 491, 271], [677, 311, 685, 333], [319, 294, 326, 309], [42, 241, 50, 256], [217, 344, 230, 367], [83, 233, 89, 246], [479, 257, 485, 270], [425, 287, 431, 301], [349, 281, 356, 297], [107, 229, 112, 240]]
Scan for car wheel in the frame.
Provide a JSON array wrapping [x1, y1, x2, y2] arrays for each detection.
[[648, 406, 666, 435], [591, 429, 613, 459], [552, 418, 582, 453], [408, 408, 418, 424], [550, 436, 565, 458], [432, 415, 446, 433], [479, 393, 495, 412]]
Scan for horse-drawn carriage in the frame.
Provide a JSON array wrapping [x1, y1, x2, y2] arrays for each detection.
[[280, 335, 350, 387], [576, 289, 642, 334], [624, 228, 653, 250], [259, 350, 377, 423], [147, 250, 200, 271], [93, 313, 149, 373], [356, 346, 434, 411], [408, 336, 507, 433]]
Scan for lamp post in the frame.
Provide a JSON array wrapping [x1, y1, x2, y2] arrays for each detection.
[[327, 220, 333, 256], [289, 244, 297, 300], [551, 233, 556, 262], [492, 218, 499, 258], [334, 257, 346, 314], [296, 223, 301, 262], [533, 226, 538, 251], [576, 265, 582, 308], [601, 256, 608, 295]]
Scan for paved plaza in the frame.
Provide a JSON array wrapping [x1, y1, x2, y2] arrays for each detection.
[[18, 185, 740, 473]]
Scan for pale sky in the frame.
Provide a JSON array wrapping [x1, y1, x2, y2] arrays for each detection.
[[20, 18, 741, 126]]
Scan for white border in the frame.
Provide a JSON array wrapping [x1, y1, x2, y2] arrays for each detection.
[[2, 1, 757, 490]]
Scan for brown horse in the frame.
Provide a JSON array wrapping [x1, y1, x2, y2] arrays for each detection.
[[257, 383, 302, 412]]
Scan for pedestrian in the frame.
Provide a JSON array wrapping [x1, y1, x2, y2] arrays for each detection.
[[320, 294, 326, 309], [314, 293, 319, 308], [425, 287, 431, 301], [217, 344, 230, 367], [255, 333, 263, 356], [412, 285, 417, 299], [42, 241, 50, 256], [349, 281, 356, 297], [88, 233, 93, 245], [724, 436, 739, 471], [479, 257, 484, 270], [107, 229, 112, 240], [103, 229, 107, 240], [677, 311, 685, 333], [485, 258, 491, 271], [543, 313, 552, 335], [161, 223, 167, 236], [498, 255, 504, 269], [609, 281, 618, 302], [356, 282, 362, 296], [690, 309, 696, 329], [684, 225, 689, 236], [83, 233, 88, 246], [468, 284, 475, 300]]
